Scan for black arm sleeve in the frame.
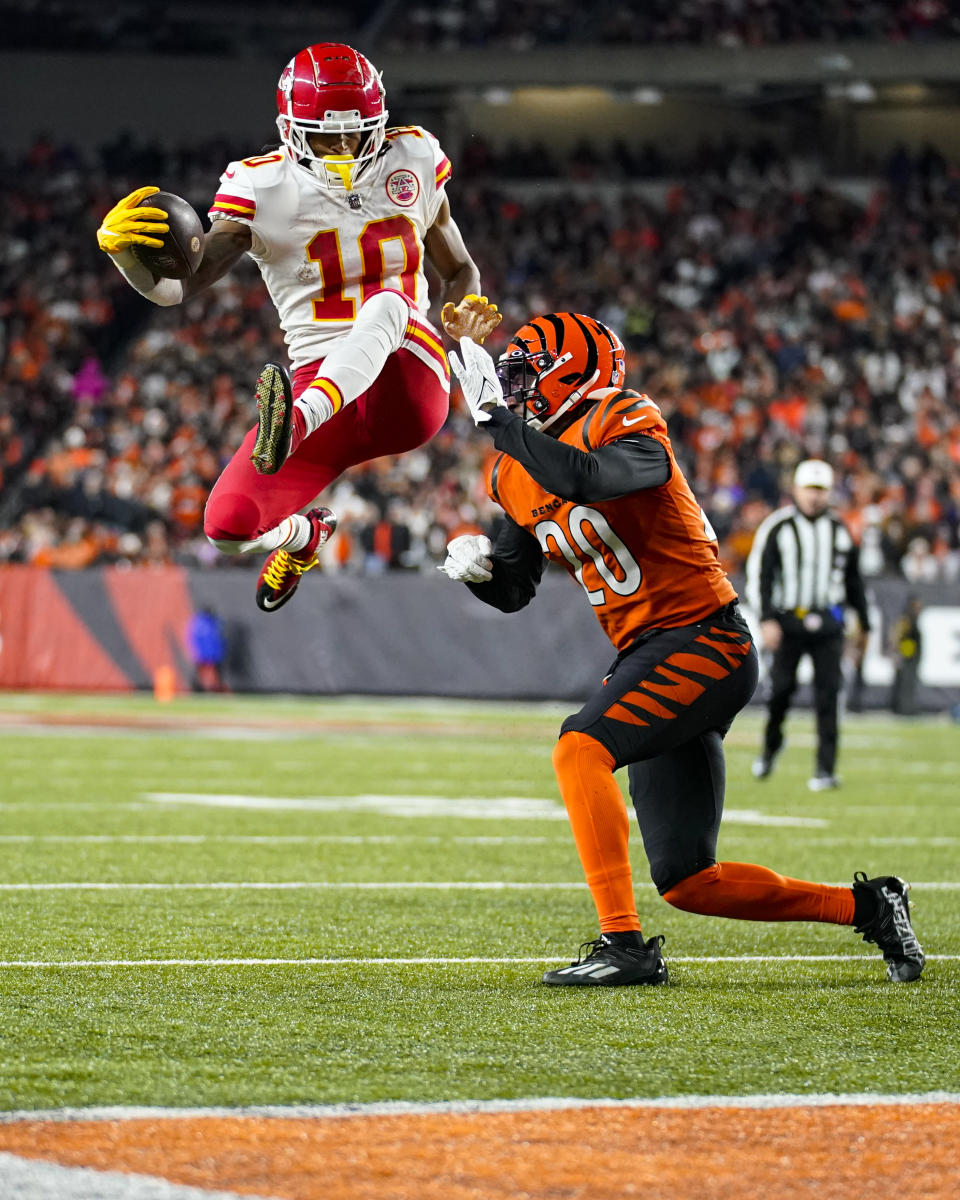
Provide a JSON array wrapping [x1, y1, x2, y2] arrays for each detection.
[[758, 531, 782, 621], [844, 541, 871, 632], [483, 408, 670, 501], [465, 514, 545, 613]]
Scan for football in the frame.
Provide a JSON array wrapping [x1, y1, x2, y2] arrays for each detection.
[[131, 190, 204, 279]]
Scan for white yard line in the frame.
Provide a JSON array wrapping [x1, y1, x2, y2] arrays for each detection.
[[3, 1092, 960, 1124], [0, 835, 558, 845], [0, 880, 588, 891], [0, 954, 957, 968], [1, 879, 958, 890], [8, 837, 960, 850]]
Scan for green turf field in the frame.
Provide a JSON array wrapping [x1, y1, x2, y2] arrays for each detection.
[[1, 692, 957, 1112]]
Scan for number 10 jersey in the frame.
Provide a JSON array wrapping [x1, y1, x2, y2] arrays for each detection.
[[208, 126, 452, 369]]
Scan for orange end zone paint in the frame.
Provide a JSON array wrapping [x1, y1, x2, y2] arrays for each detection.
[[1, 1104, 959, 1199]]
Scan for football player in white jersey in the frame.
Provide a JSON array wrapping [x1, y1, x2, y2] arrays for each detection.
[[97, 42, 500, 611]]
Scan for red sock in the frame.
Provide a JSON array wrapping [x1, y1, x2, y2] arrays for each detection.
[[552, 732, 641, 934], [663, 862, 856, 925]]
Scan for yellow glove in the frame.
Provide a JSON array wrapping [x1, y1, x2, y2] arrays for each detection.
[[441, 293, 502, 345], [96, 186, 169, 255]]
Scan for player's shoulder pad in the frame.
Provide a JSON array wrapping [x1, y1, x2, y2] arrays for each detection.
[[385, 124, 434, 147], [384, 125, 450, 188], [230, 151, 288, 188], [210, 151, 285, 221], [581, 388, 665, 449]]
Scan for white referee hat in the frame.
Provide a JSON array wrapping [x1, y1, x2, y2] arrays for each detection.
[[794, 459, 834, 490]]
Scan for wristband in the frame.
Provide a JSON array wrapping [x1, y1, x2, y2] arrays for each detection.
[[110, 248, 184, 307]]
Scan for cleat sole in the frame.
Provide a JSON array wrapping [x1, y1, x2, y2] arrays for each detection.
[[250, 363, 292, 476]]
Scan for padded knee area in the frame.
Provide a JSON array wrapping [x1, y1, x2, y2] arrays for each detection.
[[203, 491, 261, 545], [360, 288, 413, 345], [662, 864, 721, 912], [552, 731, 615, 781]]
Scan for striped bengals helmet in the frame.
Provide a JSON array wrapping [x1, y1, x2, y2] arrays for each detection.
[[496, 313, 626, 433]]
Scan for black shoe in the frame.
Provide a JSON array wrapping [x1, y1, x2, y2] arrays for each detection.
[[852, 873, 925, 983], [250, 362, 293, 475], [542, 933, 668, 987]]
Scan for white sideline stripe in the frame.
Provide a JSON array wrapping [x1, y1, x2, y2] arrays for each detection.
[[2, 880, 959, 891], [142, 793, 829, 828], [1, 954, 957, 969], [0, 1153, 279, 1200], [3, 1092, 960, 1124], [145, 792, 570, 820]]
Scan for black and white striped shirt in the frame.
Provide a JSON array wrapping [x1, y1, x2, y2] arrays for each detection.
[[745, 506, 870, 629]]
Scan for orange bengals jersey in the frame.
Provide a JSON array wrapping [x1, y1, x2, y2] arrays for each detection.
[[485, 388, 736, 651]]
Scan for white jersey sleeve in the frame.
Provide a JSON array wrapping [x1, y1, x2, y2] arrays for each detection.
[[208, 157, 264, 226]]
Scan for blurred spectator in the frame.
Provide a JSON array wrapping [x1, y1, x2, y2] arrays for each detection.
[[890, 594, 924, 715], [11, 0, 955, 53], [2, 134, 960, 581], [186, 607, 227, 692]]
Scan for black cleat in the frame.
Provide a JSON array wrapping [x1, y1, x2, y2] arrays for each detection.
[[853, 872, 925, 983], [542, 933, 668, 987], [250, 362, 293, 475]]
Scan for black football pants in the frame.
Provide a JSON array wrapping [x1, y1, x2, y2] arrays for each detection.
[[560, 603, 759, 893], [762, 627, 844, 776]]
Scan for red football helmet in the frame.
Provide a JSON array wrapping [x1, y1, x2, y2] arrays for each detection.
[[276, 43, 388, 189], [496, 313, 626, 432]]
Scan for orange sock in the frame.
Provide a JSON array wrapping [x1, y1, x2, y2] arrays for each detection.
[[552, 731, 641, 934], [662, 862, 856, 925]]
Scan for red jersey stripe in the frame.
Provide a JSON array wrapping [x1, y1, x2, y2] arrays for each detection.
[[213, 193, 256, 209]]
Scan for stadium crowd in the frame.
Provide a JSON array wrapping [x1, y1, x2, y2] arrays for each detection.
[[6, 0, 957, 54], [390, 0, 958, 52], [2, 133, 960, 581]]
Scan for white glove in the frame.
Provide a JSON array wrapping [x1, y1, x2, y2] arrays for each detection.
[[449, 337, 505, 425], [438, 534, 494, 583]]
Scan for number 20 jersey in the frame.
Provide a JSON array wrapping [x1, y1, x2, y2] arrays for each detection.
[[485, 389, 737, 651], [208, 126, 451, 370]]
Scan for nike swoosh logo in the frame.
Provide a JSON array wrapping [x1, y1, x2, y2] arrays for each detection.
[[622, 415, 647, 427], [260, 594, 286, 610], [224, 169, 236, 179]]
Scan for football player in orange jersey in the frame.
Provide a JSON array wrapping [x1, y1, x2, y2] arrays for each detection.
[[438, 312, 924, 987]]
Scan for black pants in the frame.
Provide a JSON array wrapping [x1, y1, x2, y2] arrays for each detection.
[[561, 603, 759, 893], [762, 617, 844, 776], [891, 658, 920, 716]]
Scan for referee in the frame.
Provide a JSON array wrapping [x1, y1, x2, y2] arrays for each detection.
[[745, 460, 871, 791]]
